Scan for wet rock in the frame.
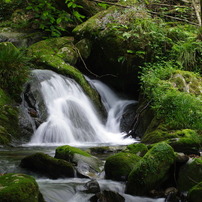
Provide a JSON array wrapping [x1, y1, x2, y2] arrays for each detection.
[[177, 157, 202, 191], [55, 145, 102, 178], [0, 173, 44, 202], [20, 152, 75, 179], [90, 190, 125, 202], [84, 179, 100, 194], [104, 152, 141, 181], [165, 187, 179, 202], [175, 153, 189, 164], [126, 142, 176, 196]]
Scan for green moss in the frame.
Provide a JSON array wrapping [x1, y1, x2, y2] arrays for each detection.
[[177, 158, 202, 191], [141, 63, 202, 130], [20, 152, 74, 179], [126, 143, 148, 157], [0, 173, 43, 202], [143, 122, 202, 153], [126, 142, 176, 196], [187, 181, 202, 202], [104, 152, 141, 181], [55, 145, 91, 162]]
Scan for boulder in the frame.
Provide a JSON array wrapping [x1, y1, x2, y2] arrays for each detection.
[[104, 152, 141, 181], [177, 157, 202, 191], [126, 142, 176, 196], [0, 173, 44, 202], [55, 145, 102, 178], [73, 0, 149, 96], [187, 181, 202, 202], [20, 152, 75, 179]]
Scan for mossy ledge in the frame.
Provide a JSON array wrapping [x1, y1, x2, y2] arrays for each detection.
[[28, 37, 104, 113]]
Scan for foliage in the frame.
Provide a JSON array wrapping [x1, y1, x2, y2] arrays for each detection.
[[114, 18, 172, 64], [0, 43, 29, 101], [26, 0, 85, 37], [170, 38, 202, 72], [140, 62, 202, 130]]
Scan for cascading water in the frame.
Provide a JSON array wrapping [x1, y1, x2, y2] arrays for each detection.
[[29, 70, 136, 146]]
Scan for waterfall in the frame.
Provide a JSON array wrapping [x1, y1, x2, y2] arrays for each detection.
[[29, 70, 136, 146]]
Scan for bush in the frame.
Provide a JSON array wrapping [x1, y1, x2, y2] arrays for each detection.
[[0, 42, 29, 101], [140, 62, 202, 130]]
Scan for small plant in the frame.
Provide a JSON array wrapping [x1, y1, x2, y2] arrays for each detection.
[[0, 43, 29, 101], [170, 39, 202, 72], [26, 0, 85, 37]]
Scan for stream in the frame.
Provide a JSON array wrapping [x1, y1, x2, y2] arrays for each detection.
[[0, 70, 165, 201]]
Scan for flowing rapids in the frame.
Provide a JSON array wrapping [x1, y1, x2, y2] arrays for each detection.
[[28, 70, 136, 146]]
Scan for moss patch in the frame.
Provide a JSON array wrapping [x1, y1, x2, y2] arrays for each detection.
[[126, 142, 176, 196], [126, 143, 148, 157], [0, 173, 43, 202], [55, 145, 91, 161], [104, 152, 141, 181], [20, 152, 75, 179]]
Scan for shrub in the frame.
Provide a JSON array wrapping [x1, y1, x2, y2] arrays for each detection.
[[140, 62, 202, 129], [0, 42, 29, 101]]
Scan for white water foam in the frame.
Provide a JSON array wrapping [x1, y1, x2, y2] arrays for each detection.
[[28, 70, 136, 146]]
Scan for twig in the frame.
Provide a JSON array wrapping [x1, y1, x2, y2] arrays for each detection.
[[73, 44, 117, 78], [148, 10, 199, 26], [191, 0, 201, 26], [125, 100, 151, 138], [73, 44, 99, 78]]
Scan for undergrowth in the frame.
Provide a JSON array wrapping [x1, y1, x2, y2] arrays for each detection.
[[140, 61, 202, 130], [0, 43, 29, 101]]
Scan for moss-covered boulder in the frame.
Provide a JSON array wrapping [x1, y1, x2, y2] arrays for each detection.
[[28, 37, 104, 113], [20, 152, 75, 179], [73, 0, 149, 95], [177, 157, 202, 191], [0, 173, 44, 202], [55, 145, 102, 178], [104, 152, 141, 181], [187, 181, 202, 202], [125, 143, 148, 157], [126, 142, 176, 196]]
